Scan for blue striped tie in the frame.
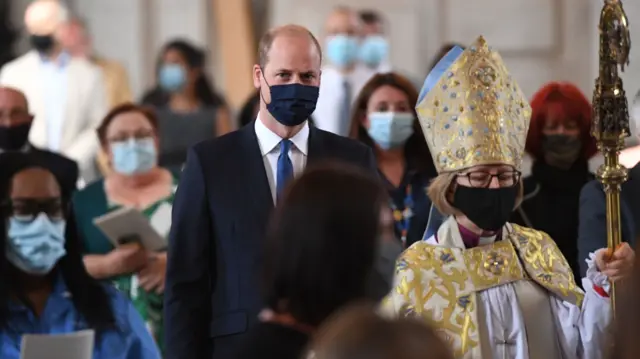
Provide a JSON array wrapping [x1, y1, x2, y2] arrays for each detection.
[[276, 139, 294, 200]]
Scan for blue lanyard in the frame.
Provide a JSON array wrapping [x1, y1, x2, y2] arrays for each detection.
[[390, 184, 414, 247]]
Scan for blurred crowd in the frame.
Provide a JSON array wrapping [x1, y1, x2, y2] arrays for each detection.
[[1, 1, 640, 359]]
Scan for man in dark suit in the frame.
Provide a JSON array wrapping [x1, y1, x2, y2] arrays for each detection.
[[164, 24, 379, 359], [578, 161, 640, 277], [0, 87, 78, 198]]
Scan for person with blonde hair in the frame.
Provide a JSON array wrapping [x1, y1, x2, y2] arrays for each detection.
[[310, 304, 453, 359], [383, 36, 634, 359]]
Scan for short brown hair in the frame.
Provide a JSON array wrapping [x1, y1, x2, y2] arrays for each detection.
[[310, 304, 453, 359], [257, 24, 322, 68], [96, 103, 159, 145], [427, 170, 524, 216]]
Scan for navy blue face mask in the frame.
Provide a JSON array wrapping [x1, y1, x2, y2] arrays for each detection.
[[261, 71, 319, 127]]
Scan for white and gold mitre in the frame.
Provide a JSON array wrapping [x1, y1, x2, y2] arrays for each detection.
[[416, 36, 531, 173]]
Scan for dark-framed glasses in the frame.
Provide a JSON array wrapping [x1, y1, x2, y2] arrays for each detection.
[[457, 171, 521, 188], [3, 198, 64, 221]]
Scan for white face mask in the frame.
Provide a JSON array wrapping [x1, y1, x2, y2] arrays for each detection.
[[366, 112, 415, 150]]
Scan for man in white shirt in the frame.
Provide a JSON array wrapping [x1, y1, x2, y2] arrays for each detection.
[[164, 24, 381, 359], [0, 0, 107, 182], [358, 9, 392, 73], [313, 6, 376, 136]]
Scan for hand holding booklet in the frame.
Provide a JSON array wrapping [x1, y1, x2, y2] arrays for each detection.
[[93, 203, 172, 252], [21, 330, 94, 359]]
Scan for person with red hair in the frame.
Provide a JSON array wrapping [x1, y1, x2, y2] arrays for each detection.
[[511, 82, 596, 281]]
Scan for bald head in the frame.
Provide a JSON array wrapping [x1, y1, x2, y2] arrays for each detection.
[[258, 25, 322, 69], [0, 87, 29, 112], [324, 6, 361, 37], [0, 88, 33, 150], [24, 0, 69, 36]]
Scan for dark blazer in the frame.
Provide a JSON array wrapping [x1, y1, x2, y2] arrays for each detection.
[[0, 145, 78, 199], [164, 122, 378, 359], [577, 162, 640, 277]]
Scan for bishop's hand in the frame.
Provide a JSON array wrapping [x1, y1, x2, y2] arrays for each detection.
[[595, 242, 635, 282]]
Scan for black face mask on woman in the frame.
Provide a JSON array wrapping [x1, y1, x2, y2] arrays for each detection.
[[452, 185, 519, 232], [542, 134, 581, 169]]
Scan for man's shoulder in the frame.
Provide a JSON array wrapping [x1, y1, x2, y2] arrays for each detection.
[[580, 178, 604, 199], [313, 128, 370, 154], [2, 52, 35, 68], [0, 53, 37, 81], [191, 128, 248, 160]]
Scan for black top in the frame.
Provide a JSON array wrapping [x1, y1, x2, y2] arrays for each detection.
[[233, 322, 309, 359], [156, 107, 218, 172], [511, 160, 593, 281]]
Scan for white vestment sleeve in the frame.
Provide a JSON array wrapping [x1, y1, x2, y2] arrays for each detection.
[[551, 252, 612, 359]]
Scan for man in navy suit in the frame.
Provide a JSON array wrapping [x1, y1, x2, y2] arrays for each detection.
[[164, 24, 379, 359]]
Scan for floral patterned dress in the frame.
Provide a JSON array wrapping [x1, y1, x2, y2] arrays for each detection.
[[72, 174, 178, 356]]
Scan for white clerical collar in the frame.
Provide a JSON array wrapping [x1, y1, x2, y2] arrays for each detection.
[[254, 113, 309, 156]]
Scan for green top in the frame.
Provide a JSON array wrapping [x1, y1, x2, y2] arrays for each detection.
[[72, 172, 179, 355]]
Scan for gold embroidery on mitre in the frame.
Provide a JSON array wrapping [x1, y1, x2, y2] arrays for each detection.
[[416, 36, 531, 173]]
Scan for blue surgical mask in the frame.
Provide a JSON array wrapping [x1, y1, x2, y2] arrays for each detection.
[[111, 137, 157, 175], [6, 213, 66, 275], [367, 112, 415, 150], [159, 64, 187, 92], [261, 71, 319, 127], [359, 36, 389, 68], [326, 35, 360, 68]]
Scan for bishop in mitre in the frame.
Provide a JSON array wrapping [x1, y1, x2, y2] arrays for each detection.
[[383, 36, 635, 359]]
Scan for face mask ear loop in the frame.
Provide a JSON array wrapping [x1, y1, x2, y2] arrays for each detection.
[[259, 67, 272, 105]]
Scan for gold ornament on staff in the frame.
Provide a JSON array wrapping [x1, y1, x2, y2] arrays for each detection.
[[592, 0, 631, 316]]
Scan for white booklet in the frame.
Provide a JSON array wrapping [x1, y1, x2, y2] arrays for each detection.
[[21, 330, 94, 359], [93, 203, 172, 252]]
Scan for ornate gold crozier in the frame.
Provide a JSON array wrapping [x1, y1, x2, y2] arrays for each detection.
[[592, 0, 631, 316]]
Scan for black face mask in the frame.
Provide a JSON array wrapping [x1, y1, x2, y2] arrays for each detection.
[[452, 185, 519, 232], [0, 123, 32, 151], [542, 134, 581, 169], [260, 71, 319, 127], [30, 35, 55, 54]]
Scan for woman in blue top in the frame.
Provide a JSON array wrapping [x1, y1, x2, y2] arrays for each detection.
[[0, 152, 160, 359], [348, 73, 438, 248]]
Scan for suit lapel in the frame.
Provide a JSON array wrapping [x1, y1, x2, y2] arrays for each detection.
[[240, 122, 274, 217]]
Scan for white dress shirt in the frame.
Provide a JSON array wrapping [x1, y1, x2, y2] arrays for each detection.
[[313, 65, 376, 136], [254, 115, 309, 203]]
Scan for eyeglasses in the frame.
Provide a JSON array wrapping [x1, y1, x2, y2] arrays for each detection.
[[2, 198, 64, 221], [457, 171, 521, 188]]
